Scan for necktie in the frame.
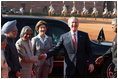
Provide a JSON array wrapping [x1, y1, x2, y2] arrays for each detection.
[[73, 33, 77, 51]]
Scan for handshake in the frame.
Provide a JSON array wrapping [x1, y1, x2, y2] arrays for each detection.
[[38, 54, 47, 60]]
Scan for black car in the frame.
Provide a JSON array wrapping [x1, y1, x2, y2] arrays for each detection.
[[10, 8, 22, 15], [1, 15, 112, 78]]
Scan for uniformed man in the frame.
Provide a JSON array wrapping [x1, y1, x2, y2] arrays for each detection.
[[49, 4, 54, 11], [93, 7, 97, 13], [82, 6, 86, 13], [72, 6, 76, 12], [95, 18, 117, 78], [62, 4, 67, 12], [113, 8, 117, 15], [103, 7, 108, 14]]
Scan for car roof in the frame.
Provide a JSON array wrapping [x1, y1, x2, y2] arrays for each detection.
[[2, 15, 69, 31], [2, 15, 67, 24], [2, 15, 70, 42]]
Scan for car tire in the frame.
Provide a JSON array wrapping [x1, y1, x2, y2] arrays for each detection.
[[101, 57, 113, 78]]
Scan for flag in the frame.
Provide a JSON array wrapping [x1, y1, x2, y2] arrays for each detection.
[[97, 27, 105, 42]]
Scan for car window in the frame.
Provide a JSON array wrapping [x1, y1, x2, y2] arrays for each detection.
[[46, 23, 67, 44], [2, 16, 69, 44], [27, 22, 68, 44]]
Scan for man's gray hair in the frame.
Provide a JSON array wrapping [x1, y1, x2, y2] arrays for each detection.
[[112, 18, 117, 24], [68, 17, 79, 24], [20, 26, 33, 38]]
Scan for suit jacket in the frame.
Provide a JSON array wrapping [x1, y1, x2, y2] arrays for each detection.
[[46, 30, 93, 77], [32, 35, 53, 68], [103, 34, 117, 71], [31, 35, 53, 77], [15, 38, 38, 78], [4, 37, 21, 73]]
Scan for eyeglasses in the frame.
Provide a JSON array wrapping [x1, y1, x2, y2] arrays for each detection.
[[11, 29, 18, 33], [24, 33, 33, 36]]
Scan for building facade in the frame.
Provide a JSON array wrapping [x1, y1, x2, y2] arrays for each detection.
[[1, 1, 117, 14]]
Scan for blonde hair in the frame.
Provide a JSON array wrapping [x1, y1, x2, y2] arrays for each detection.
[[35, 20, 48, 33]]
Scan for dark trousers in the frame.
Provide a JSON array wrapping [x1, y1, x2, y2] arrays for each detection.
[[8, 71, 17, 78], [66, 72, 86, 78], [69, 74, 86, 78], [66, 67, 87, 78]]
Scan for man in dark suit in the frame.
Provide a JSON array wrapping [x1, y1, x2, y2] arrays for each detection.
[[2, 20, 21, 78], [95, 18, 117, 78], [41, 17, 94, 78]]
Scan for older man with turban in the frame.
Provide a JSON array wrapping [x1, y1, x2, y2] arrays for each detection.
[[2, 20, 21, 78]]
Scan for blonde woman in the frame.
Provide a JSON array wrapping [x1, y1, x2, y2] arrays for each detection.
[[32, 20, 53, 78]]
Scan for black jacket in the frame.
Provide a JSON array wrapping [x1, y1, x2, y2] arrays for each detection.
[[4, 37, 21, 73]]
